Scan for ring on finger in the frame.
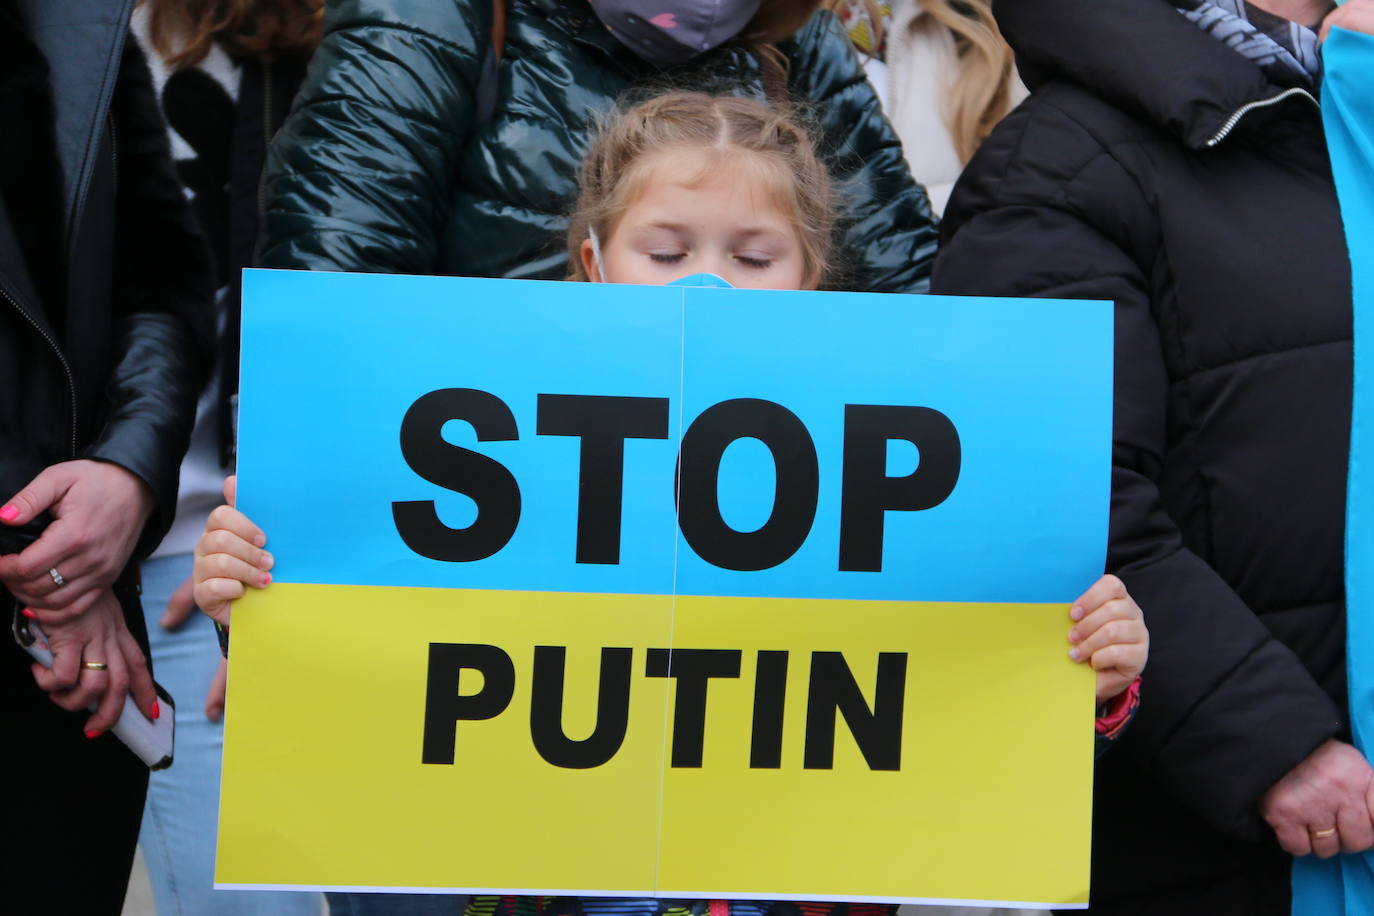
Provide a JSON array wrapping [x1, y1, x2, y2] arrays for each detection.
[[82, 661, 109, 671], [49, 567, 66, 588], [1311, 827, 1338, 839]]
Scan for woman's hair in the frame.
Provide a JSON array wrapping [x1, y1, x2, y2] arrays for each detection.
[[567, 91, 837, 289], [827, 0, 1014, 163], [139, 0, 325, 68], [735, 0, 824, 99]]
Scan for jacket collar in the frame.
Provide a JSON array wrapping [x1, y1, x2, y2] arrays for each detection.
[[528, 0, 642, 74], [993, 0, 1313, 149], [14, 0, 135, 255]]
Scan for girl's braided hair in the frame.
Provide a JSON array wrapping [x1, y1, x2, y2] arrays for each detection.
[[567, 91, 837, 289]]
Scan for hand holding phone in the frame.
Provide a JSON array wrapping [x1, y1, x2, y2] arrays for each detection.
[[13, 610, 175, 769]]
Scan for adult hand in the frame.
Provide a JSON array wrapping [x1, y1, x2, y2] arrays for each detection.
[[29, 589, 159, 737], [1321, 0, 1374, 41], [206, 657, 228, 722], [0, 459, 154, 622], [193, 476, 272, 627], [1261, 739, 1374, 858]]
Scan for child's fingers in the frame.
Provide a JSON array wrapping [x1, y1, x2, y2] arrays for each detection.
[[1068, 597, 1140, 645], [196, 527, 273, 572], [193, 576, 247, 626], [198, 552, 272, 591], [1088, 644, 1134, 672], [1070, 616, 1145, 664], [1068, 574, 1128, 621], [200, 504, 266, 551]]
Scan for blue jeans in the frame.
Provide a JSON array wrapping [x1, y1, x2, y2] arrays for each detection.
[[137, 552, 322, 916]]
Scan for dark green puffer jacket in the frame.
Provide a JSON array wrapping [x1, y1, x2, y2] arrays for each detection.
[[260, 0, 937, 291]]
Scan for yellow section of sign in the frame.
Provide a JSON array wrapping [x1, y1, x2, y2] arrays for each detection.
[[217, 584, 1092, 906], [218, 584, 673, 892], [659, 595, 1092, 906]]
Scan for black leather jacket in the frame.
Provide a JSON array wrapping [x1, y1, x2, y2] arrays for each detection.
[[0, 0, 212, 569]]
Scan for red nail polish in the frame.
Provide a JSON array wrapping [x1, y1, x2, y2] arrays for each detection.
[[151, 700, 161, 720], [0, 505, 17, 522], [21, 607, 36, 619], [261, 572, 272, 586], [85, 729, 102, 740]]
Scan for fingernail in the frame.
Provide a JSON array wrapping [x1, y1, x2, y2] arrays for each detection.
[[1068, 628, 1080, 643], [0, 505, 17, 522], [152, 700, 161, 720], [21, 607, 36, 619], [85, 729, 103, 740], [261, 572, 272, 587], [1069, 604, 1084, 621], [258, 551, 274, 570], [253, 533, 266, 548], [1068, 647, 1081, 661]]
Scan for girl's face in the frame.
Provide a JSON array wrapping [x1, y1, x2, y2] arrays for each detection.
[[581, 148, 811, 290]]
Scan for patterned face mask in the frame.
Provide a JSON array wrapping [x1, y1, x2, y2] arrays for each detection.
[[1176, 0, 1327, 87], [587, 0, 765, 67]]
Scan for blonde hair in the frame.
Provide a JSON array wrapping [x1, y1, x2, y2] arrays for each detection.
[[826, 0, 1015, 163], [567, 92, 837, 289], [139, 0, 324, 68]]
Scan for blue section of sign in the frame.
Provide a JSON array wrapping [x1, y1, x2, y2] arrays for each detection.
[[238, 269, 1111, 603], [238, 270, 684, 598], [674, 287, 1111, 602], [1297, 27, 1374, 916]]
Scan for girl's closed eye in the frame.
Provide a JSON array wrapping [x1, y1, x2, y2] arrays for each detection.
[[648, 251, 687, 264], [735, 252, 774, 269]]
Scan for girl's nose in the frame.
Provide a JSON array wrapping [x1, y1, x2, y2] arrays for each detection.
[[697, 252, 736, 286]]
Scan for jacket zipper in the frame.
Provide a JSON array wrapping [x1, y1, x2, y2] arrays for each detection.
[[109, 113, 118, 185], [1, 287, 78, 458], [258, 60, 273, 217], [1206, 86, 1319, 147]]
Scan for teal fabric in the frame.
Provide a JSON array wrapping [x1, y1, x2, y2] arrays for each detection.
[[1295, 24, 1374, 916]]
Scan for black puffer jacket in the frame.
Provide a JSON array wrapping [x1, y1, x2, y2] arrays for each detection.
[[0, 1, 211, 568], [934, 0, 1348, 906], [260, 0, 937, 291]]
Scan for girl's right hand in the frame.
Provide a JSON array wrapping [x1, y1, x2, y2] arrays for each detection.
[[1067, 574, 1148, 705], [193, 476, 273, 627]]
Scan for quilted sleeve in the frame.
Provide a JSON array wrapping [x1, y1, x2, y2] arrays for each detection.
[[259, 0, 488, 274]]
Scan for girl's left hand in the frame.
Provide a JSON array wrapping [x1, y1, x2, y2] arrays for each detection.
[[1067, 574, 1148, 705], [1322, 0, 1374, 41]]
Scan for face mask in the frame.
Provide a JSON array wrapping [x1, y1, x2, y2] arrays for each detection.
[[587, 0, 766, 67]]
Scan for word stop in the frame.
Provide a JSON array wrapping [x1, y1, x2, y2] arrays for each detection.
[[392, 389, 961, 572]]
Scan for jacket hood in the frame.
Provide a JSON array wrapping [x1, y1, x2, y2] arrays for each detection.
[[992, 0, 1304, 149]]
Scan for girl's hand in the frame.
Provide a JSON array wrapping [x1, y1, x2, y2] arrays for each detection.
[[193, 476, 272, 627], [1322, 0, 1374, 41], [1067, 574, 1148, 705]]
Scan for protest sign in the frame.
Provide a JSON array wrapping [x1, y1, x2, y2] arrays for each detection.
[[217, 269, 1111, 909]]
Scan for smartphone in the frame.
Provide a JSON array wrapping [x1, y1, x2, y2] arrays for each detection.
[[12, 610, 175, 770]]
